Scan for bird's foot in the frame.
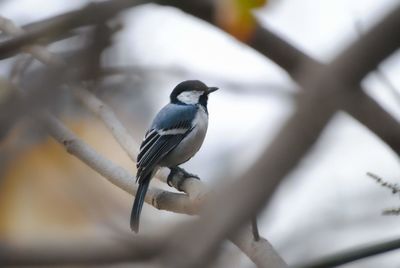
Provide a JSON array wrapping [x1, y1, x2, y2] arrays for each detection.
[[167, 167, 200, 191]]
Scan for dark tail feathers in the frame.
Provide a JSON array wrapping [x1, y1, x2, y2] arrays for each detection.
[[130, 179, 150, 233]]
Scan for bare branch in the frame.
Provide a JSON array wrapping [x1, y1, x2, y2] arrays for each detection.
[[375, 69, 400, 106], [382, 208, 400, 215], [332, 10, 400, 85], [0, 20, 100, 141], [295, 237, 400, 268], [0, 239, 163, 266], [354, 17, 400, 106], [0, 0, 145, 60], [0, 17, 63, 65], [367, 172, 400, 215], [231, 227, 286, 268], [367, 172, 400, 194]]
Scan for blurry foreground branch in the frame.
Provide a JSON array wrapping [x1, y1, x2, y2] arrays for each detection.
[[0, 238, 162, 266], [295, 237, 400, 268], [0, 0, 145, 59]]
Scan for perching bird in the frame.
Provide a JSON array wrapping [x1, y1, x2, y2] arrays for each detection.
[[131, 80, 218, 232]]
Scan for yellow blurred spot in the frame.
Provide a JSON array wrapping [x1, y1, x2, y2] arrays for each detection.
[[215, 0, 268, 41]]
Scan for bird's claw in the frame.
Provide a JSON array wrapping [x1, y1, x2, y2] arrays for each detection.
[[167, 167, 200, 191]]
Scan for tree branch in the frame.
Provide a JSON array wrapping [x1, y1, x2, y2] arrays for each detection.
[[0, 238, 163, 266], [0, 17, 63, 66], [0, 0, 145, 59], [295, 237, 400, 268]]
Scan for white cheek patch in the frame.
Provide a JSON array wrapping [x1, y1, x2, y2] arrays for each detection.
[[177, 91, 203, 105]]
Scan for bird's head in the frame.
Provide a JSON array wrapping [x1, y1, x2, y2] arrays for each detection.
[[170, 80, 218, 108]]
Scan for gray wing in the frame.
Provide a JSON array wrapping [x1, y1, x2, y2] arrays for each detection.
[[136, 128, 192, 183], [136, 104, 197, 183]]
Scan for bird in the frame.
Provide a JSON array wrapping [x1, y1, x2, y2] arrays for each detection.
[[130, 80, 218, 233]]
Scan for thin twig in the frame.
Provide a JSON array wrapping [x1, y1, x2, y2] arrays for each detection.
[[295, 237, 400, 268], [251, 217, 260, 242], [367, 172, 400, 215], [367, 172, 400, 194], [0, 17, 63, 66], [0, 0, 145, 60], [383, 208, 400, 215]]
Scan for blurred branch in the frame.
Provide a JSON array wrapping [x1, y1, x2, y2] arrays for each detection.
[[375, 69, 400, 105], [251, 217, 260, 242], [354, 18, 400, 106], [0, 0, 145, 59], [0, 17, 113, 142], [294, 237, 400, 268], [153, 5, 400, 268], [0, 64, 65, 141], [367, 172, 400, 215], [367, 172, 400, 194], [10, 55, 34, 85], [0, 238, 163, 266], [0, 17, 63, 65]]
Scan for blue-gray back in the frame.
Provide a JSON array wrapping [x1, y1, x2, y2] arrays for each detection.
[[151, 103, 197, 130]]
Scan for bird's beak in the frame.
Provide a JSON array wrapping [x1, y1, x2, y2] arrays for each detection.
[[207, 87, 219, 94]]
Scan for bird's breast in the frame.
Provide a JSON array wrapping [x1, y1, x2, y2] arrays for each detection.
[[162, 107, 208, 166]]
